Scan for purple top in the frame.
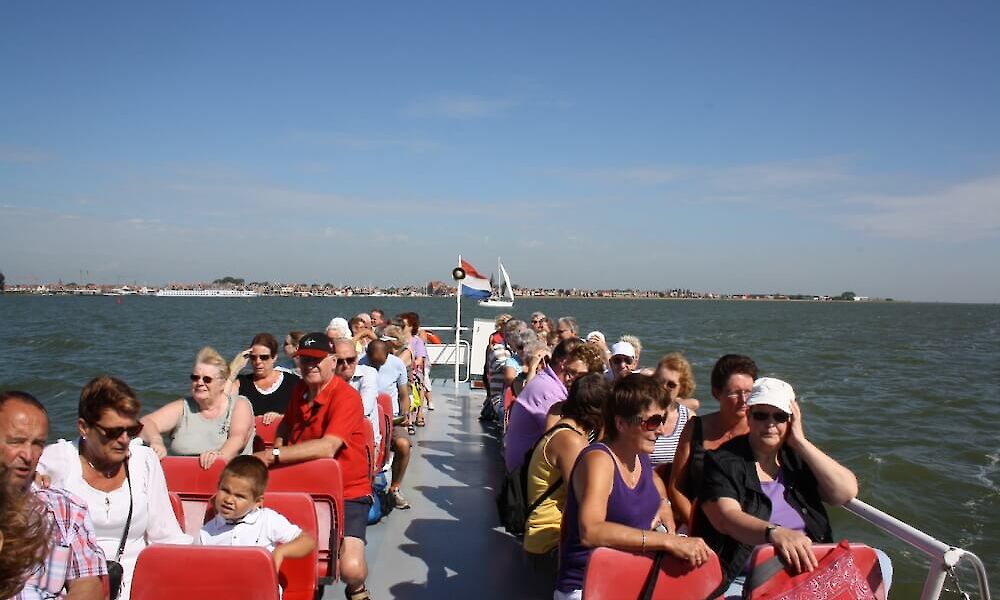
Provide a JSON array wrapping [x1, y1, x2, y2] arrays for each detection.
[[556, 443, 660, 593], [409, 336, 428, 361], [761, 470, 807, 533], [503, 365, 567, 472]]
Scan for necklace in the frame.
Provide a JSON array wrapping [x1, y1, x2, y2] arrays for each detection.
[[607, 446, 641, 487], [85, 457, 116, 479]]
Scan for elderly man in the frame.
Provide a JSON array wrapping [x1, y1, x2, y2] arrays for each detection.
[[556, 316, 580, 342], [253, 333, 373, 600], [325, 317, 350, 342], [360, 340, 413, 509], [529, 311, 547, 334], [1, 390, 107, 600], [369, 309, 386, 335], [333, 338, 381, 451], [608, 341, 638, 380]]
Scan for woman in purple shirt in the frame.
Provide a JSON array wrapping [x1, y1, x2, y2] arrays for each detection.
[[555, 374, 711, 600]]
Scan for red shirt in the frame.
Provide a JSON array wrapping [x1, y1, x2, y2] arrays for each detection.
[[284, 375, 372, 500]]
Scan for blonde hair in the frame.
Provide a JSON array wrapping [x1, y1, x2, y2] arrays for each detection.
[[656, 352, 696, 398], [620, 334, 642, 356], [195, 346, 229, 380], [0, 465, 52, 598]]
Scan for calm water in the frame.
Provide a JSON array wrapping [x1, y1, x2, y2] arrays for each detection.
[[2, 295, 997, 597]]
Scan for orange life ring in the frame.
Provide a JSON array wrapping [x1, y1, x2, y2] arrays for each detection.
[[422, 331, 442, 344]]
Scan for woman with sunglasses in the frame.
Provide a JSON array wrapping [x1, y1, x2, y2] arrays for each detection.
[[139, 347, 254, 469], [232, 333, 300, 425], [649, 353, 698, 487], [668, 354, 758, 531], [38, 376, 192, 600], [698, 378, 861, 598], [554, 374, 712, 600]]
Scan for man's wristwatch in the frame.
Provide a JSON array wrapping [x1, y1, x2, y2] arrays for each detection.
[[272, 447, 281, 464], [765, 523, 778, 543]]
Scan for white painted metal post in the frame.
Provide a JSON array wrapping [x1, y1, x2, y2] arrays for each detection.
[[454, 255, 462, 388]]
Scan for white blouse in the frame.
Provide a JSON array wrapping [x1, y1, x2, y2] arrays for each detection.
[[38, 438, 192, 600]]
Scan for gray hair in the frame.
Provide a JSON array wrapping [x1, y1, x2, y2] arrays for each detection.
[[558, 316, 579, 335], [530, 311, 547, 321]]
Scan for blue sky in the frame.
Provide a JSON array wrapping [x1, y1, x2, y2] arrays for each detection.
[[2, 2, 998, 302]]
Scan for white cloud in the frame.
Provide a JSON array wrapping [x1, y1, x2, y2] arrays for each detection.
[[403, 94, 518, 119], [836, 175, 1000, 242]]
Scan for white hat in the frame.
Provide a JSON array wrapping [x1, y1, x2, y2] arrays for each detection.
[[586, 331, 606, 344], [746, 377, 795, 414], [326, 317, 350, 336], [609, 341, 636, 358]]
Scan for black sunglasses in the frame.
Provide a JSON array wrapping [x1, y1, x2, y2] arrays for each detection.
[[336, 356, 358, 367], [612, 356, 634, 365], [248, 354, 272, 361], [750, 410, 790, 423], [633, 413, 667, 432], [190, 374, 214, 384], [92, 422, 144, 440]]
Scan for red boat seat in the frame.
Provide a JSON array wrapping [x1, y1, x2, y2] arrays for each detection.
[[167, 492, 185, 532], [746, 542, 886, 600], [253, 415, 284, 452], [161, 457, 226, 535], [266, 459, 344, 585], [131, 545, 279, 600], [583, 546, 723, 600], [362, 418, 376, 476]]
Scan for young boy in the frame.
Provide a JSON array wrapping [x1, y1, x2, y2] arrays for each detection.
[[199, 456, 315, 577]]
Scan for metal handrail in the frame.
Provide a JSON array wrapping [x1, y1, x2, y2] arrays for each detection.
[[842, 497, 991, 600]]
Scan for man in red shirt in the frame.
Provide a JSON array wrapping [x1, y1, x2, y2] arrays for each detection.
[[254, 332, 373, 600]]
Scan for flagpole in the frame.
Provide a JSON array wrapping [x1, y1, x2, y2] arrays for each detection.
[[455, 254, 462, 388]]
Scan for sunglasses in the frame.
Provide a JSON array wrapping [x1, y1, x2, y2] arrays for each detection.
[[92, 422, 144, 440], [612, 356, 634, 365], [190, 374, 214, 384], [750, 410, 790, 423], [663, 380, 679, 390], [633, 413, 667, 432], [531, 319, 543, 324], [336, 356, 358, 367], [248, 354, 272, 361]]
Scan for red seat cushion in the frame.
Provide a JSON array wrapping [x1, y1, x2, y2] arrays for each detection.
[[747, 541, 885, 600], [131, 545, 279, 600], [583, 546, 723, 600]]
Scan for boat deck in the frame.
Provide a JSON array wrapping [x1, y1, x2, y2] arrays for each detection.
[[324, 380, 555, 599]]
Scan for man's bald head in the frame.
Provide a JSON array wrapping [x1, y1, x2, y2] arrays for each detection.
[[366, 340, 389, 368]]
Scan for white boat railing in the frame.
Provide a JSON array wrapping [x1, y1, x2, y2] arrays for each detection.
[[423, 326, 472, 383], [842, 497, 991, 600]]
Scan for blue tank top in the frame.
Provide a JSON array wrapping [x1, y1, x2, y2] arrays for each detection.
[[556, 443, 661, 593]]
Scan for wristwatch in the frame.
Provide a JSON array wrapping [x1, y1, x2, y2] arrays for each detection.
[[765, 523, 778, 543], [272, 447, 281, 464]]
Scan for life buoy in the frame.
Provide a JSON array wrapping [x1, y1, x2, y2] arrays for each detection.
[[422, 331, 442, 344]]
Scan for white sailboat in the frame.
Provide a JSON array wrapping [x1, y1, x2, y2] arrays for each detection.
[[478, 258, 514, 308]]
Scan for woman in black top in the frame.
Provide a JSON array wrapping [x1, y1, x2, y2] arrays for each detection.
[[232, 332, 300, 421]]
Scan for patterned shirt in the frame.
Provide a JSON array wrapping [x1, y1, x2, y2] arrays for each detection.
[[15, 485, 108, 600]]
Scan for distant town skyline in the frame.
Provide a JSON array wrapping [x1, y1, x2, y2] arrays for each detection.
[[2, 3, 999, 303]]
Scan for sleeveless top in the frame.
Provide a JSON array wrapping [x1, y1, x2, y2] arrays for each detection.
[[556, 443, 661, 593], [168, 395, 254, 456], [680, 415, 706, 499], [237, 371, 300, 416], [650, 403, 691, 466], [524, 423, 583, 554]]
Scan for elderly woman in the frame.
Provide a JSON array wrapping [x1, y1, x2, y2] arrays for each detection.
[[140, 347, 254, 468], [38, 376, 192, 600], [669, 354, 758, 530], [699, 378, 865, 598], [554, 374, 711, 600], [231, 333, 300, 424], [524, 374, 608, 564]]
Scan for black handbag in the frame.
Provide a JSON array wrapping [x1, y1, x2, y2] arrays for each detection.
[[106, 461, 133, 600]]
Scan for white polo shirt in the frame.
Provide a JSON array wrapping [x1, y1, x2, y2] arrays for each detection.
[[199, 507, 302, 552]]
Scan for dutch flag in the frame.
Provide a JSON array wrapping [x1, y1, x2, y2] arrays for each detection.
[[459, 259, 492, 300]]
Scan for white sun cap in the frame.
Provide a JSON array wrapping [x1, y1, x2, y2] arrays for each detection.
[[609, 341, 636, 358], [746, 377, 795, 414]]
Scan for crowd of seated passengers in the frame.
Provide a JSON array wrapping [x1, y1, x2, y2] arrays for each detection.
[[487, 316, 883, 599], [3, 307, 422, 600]]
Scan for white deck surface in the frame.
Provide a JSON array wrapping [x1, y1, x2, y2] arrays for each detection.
[[324, 380, 555, 600]]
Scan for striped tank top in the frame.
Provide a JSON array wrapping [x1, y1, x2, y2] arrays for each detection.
[[650, 403, 690, 466]]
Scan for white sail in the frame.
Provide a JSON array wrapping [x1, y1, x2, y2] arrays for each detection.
[[499, 261, 514, 301], [478, 257, 514, 308]]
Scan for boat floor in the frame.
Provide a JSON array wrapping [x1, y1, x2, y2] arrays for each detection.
[[324, 380, 555, 600]]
